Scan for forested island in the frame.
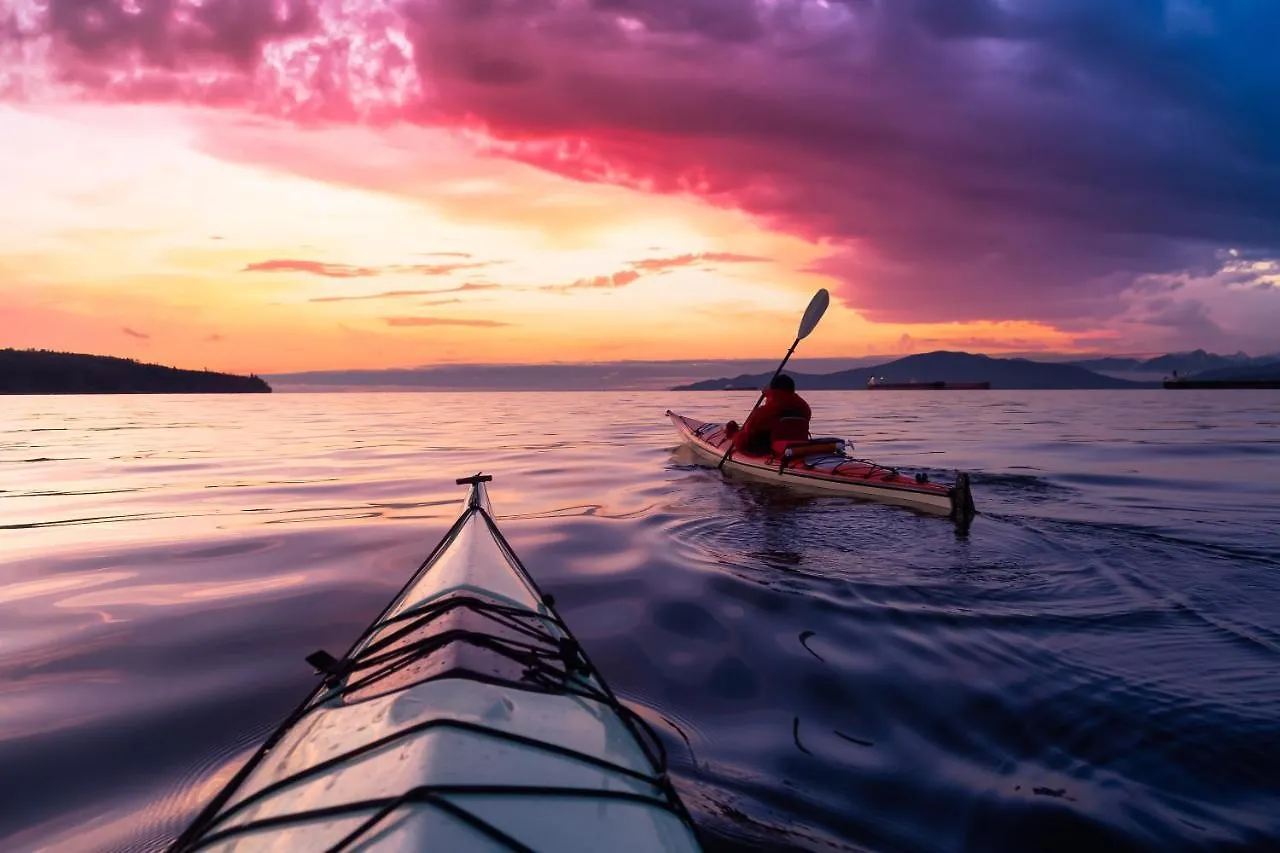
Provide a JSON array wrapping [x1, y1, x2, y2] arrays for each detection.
[[1, 349, 272, 394]]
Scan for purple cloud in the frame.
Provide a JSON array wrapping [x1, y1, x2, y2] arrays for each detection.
[[7, 0, 1280, 332]]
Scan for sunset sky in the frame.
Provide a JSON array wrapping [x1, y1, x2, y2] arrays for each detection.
[[2, 1, 1278, 373]]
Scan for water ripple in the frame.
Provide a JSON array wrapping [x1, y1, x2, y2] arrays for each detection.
[[1, 390, 1277, 852]]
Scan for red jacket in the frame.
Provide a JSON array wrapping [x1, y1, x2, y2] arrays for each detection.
[[733, 389, 811, 454]]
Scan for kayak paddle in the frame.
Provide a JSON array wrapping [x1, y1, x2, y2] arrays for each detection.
[[717, 288, 830, 471]]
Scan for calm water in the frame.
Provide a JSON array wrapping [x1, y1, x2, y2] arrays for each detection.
[[2, 391, 1278, 853]]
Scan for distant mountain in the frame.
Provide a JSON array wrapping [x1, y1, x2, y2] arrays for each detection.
[[1, 349, 271, 394], [1143, 350, 1253, 374], [672, 369, 831, 392], [674, 351, 1156, 391], [1068, 349, 1275, 375], [269, 357, 893, 392], [1174, 361, 1280, 382], [1066, 356, 1146, 373]]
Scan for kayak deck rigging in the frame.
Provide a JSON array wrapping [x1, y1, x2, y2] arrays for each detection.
[[167, 474, 703, 853]]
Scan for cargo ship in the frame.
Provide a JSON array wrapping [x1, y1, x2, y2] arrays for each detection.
[[1163, 377, 1280, 389], [867, 378, 991, 390]]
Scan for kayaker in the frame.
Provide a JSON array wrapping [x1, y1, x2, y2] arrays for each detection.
[[727, 373, 812, 455]]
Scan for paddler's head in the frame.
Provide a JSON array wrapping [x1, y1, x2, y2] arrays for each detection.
[[769, 374, 796, 393]]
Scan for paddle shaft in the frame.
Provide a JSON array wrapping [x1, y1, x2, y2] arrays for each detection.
[[716, 336, 801, 470]]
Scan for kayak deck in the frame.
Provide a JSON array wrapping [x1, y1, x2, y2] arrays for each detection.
[[667, 410, 975, 524], [167, 474, 703, 853]]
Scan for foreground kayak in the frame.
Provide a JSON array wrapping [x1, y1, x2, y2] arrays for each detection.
[[667, 411, 976, 524], [167, 474, 704, 853]]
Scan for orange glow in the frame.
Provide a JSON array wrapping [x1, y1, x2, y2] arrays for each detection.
[[1, 103, 1081, 373]]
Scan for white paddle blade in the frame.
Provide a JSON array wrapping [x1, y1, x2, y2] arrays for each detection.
[[797, 288, 830, 340]]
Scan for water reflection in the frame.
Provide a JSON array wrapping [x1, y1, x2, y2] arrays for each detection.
[[0, 391, 1277, 852]]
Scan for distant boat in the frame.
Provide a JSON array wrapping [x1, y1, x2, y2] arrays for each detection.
[[867, 378, 991, 390], [1163, 375, 1280, 389]]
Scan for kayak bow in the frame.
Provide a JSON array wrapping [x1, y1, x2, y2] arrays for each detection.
[[167, 473, 704, 853], [667, 411, 976, 524]]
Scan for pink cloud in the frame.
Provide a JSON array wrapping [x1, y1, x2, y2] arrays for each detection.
[[310, 289, 439, 303], [396, 262, 496, 275], [543, 269, 643, 293], [309, 281, 502, 302], [243, 259, 379, 278], [538, 253, 763, 294], [629, 252, 768, 273], [575, 269, 640, 289], [246, 258, 493, 280], [440, 282, 502, 293], [892, 334, 1077, 355], [384, 316, 510, 328]]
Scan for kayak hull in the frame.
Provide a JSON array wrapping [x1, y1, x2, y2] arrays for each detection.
[[167, 474, 703, 853], [666, 410, 974, 522]]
